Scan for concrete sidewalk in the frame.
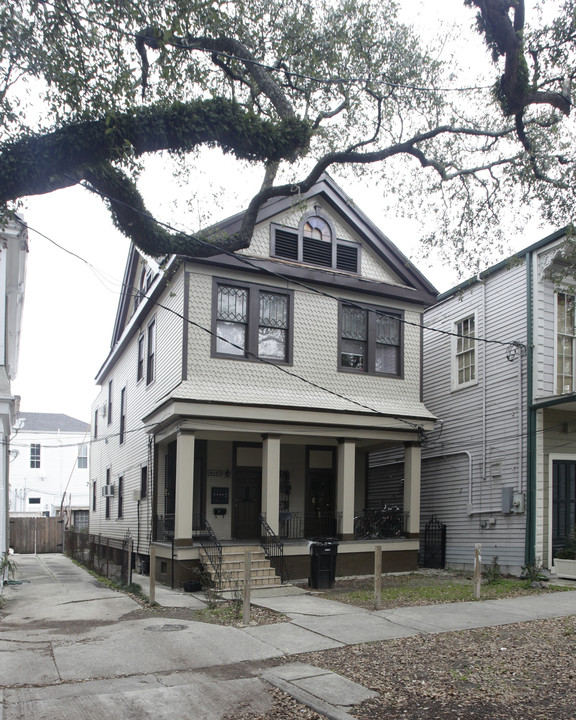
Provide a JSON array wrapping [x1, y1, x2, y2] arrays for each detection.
[[2, 554, 576, 720]]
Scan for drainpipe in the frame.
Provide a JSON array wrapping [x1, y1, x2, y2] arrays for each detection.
[[525, 252, 536, 566]]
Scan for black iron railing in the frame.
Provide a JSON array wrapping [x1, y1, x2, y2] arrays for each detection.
[[259, 514, 288, 584], [195, 515, 223, 587], [155, 513, 175, 542], [277, 511, 340, 539], [353, 507, 408, 540]]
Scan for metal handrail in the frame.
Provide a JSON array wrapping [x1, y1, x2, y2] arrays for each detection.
[[196, 515, 223, 587], [259, 514, 288, 584]]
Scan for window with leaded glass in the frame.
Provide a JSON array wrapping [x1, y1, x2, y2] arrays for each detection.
[[216, 285, 248, 355], [557, 292, 576, 394], [455, 315, 476, 387], [214, 281, 292, 362], [340, 304, 401, 375], [259, 292, 288, 360]]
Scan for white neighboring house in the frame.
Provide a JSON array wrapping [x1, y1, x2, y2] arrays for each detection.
[[0, 219, 27, 561], [9, 412, 90, 528]]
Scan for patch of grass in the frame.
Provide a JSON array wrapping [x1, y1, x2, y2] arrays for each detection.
[[322, 572, 571, 609], [193, 601, 242, 625]]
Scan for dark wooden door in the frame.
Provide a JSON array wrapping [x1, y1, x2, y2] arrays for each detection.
[[233, 468, 261, 539], [306, 468, 336, 537]]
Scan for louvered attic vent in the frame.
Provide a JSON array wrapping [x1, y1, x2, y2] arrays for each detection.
[[274, 229, 299, 260], [272, 226, 359, 273], [303, 237, 332, 266], [336, 244, 359, 273]]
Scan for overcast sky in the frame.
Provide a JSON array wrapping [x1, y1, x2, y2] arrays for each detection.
[[11, 0, 552, 423]]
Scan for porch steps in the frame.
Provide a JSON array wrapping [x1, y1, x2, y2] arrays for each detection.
[[199, 545, 282, 590]]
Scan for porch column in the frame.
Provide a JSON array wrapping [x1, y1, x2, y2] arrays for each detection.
[[337, 439, 356, 541], [174, 430, 195, 541], [404, 442, 421, 538], [262, 434, 281, 535]]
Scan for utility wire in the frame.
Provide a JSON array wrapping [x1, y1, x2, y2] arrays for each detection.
[[41, 0, 492, 96], [73, 176, 526, 352]]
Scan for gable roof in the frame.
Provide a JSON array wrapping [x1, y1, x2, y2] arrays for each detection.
[[17, 412, 90, 433], [106, 173, 438, 368]]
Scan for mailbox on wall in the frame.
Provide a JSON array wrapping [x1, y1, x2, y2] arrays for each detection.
[[211, 487, 229, 505]]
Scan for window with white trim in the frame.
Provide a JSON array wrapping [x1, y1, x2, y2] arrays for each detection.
[[557, 292, 576, 394], [30, 443, 41, 469], [147, 319, 156, 385], [78, 444, 88, 469], [454, 315, 476, 388]]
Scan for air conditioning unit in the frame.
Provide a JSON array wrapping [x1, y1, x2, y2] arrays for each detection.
[[101, 485, 115, 498]]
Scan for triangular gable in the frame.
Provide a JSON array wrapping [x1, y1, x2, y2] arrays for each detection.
[[195, 173, 438, 304]]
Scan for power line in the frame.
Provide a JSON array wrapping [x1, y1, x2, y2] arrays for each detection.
[[41, 0, 491, 96], [74, 176, 526, 353]]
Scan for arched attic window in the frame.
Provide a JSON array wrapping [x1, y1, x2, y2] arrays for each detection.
[[271, 211, 361, 273]]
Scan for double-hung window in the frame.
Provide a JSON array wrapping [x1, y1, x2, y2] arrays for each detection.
[[137, 334, 145, 381], [78, 444, 88, 469], [557, 292, 576, 394], [454, 315, 476, 389], [339, 304, 402, 375], [119, 387, 126, 444], [214, 281, 292, 363], [30, 443, 41, 469], [147, 319, 156, 385]]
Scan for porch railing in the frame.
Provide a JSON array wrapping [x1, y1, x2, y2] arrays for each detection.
[[353, 507, 408, 540], [259, 514, 288, 584], [155, 513, 175, 542], [195, 515, 222, 587], [277, 511, 340, 539]]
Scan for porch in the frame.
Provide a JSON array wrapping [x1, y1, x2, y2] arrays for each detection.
[[145, 402, 430, 588]]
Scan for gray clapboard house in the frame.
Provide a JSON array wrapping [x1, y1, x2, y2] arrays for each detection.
[[88, 174, 438, 588], [412, 228, 576, 574]]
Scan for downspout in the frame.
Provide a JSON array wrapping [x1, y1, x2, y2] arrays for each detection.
[[525, 251, 536, 566]]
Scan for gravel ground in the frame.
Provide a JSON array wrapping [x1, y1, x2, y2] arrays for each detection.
[[227, 615, 576, 719], [223, 575, 576, 720]]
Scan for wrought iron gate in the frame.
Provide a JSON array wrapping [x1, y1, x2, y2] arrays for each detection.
[[421, 516, 446, 569]]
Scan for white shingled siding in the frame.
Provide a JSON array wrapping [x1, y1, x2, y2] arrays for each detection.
[[89, 269, 186, 552], [239, 198, 404, 285], [421, 260, 529, 571], [178, 263, 431, 420]]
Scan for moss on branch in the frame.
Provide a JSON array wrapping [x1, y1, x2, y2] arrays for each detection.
[[0, 98, 311, 203]]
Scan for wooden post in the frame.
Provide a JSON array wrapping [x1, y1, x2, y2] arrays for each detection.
[[243, 549, 251, 625], [473, 543, 482, 600], [374, 545, 382, 611], [149, 546, 156, 605]]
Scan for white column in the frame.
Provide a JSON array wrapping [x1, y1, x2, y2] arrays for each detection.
[[174, 430, 195, 541], [337, 439, 356, 540], [404, 442, 421, 537], [262, 434, 281, 535]]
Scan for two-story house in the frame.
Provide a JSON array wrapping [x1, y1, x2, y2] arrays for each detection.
[[0, 218, 27, 565], [415, 227, 576, 574], [89, 175, 437, 587], [9, 412, 90, 527]]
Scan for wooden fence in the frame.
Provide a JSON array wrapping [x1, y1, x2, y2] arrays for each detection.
[[9, 517, 64, 553]]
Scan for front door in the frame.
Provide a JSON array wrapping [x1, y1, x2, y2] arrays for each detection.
[[306, 465, 336, 537], [552, 459, 576, 554], [233, 468, 262, 539]]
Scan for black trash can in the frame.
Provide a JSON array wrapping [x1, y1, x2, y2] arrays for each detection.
[[309, 537, 339, 589]]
